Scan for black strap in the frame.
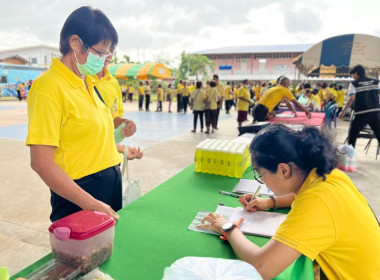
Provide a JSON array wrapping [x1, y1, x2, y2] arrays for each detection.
[[94, 86, 106, 105]]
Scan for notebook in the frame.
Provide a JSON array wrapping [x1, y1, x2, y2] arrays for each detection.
[[233, 179, 274, 196], [188, 206, 287, 238]]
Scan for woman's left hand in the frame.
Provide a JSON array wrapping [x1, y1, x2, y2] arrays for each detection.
[[122, 120, 137, 137], [126, 146, 143, 160], [196, 213, 244, 234]]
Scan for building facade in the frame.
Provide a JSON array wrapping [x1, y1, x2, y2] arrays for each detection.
[[0, 45, 61, 67], [196, 44, 312, 81]]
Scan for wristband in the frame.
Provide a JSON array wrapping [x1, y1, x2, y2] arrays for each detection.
[[220, 224, 240, 241], [269, 195, 278, 210]]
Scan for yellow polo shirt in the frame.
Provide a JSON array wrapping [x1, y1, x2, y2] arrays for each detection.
[[188, 85, 195, 93], [205, 87, 219, 110], [307, 94, 321, 111], [335, 90, 346, 107], [177, 83, 183, 94], [234, 88, 240, 99], [93, 68, 124, 118], [318, 89, 324, 102], [143, 85, 151, 95], [255, 86, 261, 100], [129, 85, 135, 93], [191, 89, 206, 111], [216, 83, 225, 98], [273, 168, 380, 280], [167, 88, 173, 99], [26, 58, 121, 180], [225, 85, 233, 100], [157, 88, 164, 101], [257, 85, 295, 112], [138, 86, 144, 96], [181, 87, 190, 97], [237, 87, 250, 111]]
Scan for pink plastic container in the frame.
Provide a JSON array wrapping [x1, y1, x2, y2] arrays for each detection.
[[49, 210, 116, 273]]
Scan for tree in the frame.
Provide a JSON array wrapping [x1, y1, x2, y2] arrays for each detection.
[[178, 52, 214, 81], [109, 51, 132, 64]]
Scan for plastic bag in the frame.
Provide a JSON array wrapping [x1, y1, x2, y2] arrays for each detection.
[[122, 147, 141, 207], [337, 144, 357, 172], [162, 257, 263, 280]]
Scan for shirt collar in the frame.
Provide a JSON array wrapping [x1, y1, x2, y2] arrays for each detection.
[[295, 168, 322, 198], [51, 58, 85, 89]]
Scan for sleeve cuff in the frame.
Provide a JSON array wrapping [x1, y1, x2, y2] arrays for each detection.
[[26, 137, 59, 147], [273, 233, 317, 261]]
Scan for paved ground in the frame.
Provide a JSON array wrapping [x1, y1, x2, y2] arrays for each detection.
[[0, 99, 379, 275]]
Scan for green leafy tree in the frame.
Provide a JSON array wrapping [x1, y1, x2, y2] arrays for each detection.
[[178, 52, 214, 81]]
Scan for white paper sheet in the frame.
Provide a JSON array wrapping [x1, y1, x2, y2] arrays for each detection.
[[233, 179, 274, 196]]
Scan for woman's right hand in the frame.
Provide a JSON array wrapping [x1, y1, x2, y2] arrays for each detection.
[[90, 200, 120, 221], [238, 194, 273, 212]]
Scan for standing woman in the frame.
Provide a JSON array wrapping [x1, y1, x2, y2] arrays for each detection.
[[190, 81, 206, 133], [26, 6, 130, 222], [167, 84, 173, 113], [144, 81, 151, 111], [204, 81, 219, 134]]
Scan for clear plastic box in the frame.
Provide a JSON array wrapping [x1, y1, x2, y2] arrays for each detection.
[[49, 210, 116, 274], [26, 259, 80, 280]]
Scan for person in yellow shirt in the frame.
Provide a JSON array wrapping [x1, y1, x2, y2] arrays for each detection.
[[224, 81, 233, 114], [304, 89, 321, 112], [236, 79, 252, 127], [188, 81, 195, 93], [255, 82, 261, 101], [234, 84, 241, 108], [253, 76, 311, 122], [167, 84, 173, 113], [16, 82, 24, 101], [128, 84, 135, 103], [181, 81, 191, 113], [137, 81, 144, 111], [204, 81, 219, 134], [26, 6, 142, 222], [335, 85, 346, 115], [190, 81, 206, 132], [198, 124, 380, 280], [176, 80, 183, 112], [328, 83, 337, 102], [155, 84, 164, 112], [213, 74, 224, 129], [143, 81, 151, 111]]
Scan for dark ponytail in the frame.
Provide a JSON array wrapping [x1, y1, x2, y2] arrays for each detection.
[[250, 124, 338, 178]]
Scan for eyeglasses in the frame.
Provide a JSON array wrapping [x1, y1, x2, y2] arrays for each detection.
[[81, 39, 113, 60], [252, 168, 267, 184]]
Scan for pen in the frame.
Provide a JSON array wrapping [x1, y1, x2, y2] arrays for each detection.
[[219, 190, 241, 198], [249, 186, 262, 202]]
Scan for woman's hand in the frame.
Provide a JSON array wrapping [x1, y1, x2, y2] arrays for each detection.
[[122, 119, 137, 137], [126, 146, 143, 160], [238, 194, 273, 212], [196, 213, 244, 234], [89, 199, 119, 221]]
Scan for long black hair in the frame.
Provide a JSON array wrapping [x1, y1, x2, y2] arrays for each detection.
[[250, 124, 338, 178]]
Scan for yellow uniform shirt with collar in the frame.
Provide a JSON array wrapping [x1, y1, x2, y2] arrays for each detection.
[[225, 85, 233, 100], [128, 85, 135, 94], [234, 88, 240, 99], [188, 85, 195, 93], [167, 88, 173, 99], [17, 83, 24, 91], [255, 86, 261, 100], [307, 94, 321, 111], [237, 86, 250, 111], [143, 85, 150, 95], [323, 88, 332, 101], [157, 88, 164, 101], [138, 86, 144, 96], [177, 83, 183, 94], [257, 85, 295, 112], [93, 68, 124, 119], [335, 90, 345, 107], [318, 88, 324, 102], [273, 168, 380, 280], [205, 87, 219, 110], [216, 83, 225, 98], [26, 58, 121, 180], [181, 87, 190, 97], [191, 89, 206, 111]]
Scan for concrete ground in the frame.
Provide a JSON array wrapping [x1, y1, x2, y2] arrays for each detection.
[[0, 99, 379, 276]]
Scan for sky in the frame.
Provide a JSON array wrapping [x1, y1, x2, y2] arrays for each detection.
[[0, 0, 379, 66]]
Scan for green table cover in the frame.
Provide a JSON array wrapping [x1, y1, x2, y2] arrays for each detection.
[[12, 165, 313, 280]]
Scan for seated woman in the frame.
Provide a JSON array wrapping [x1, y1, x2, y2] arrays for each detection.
[[198, 124, 380, 280]]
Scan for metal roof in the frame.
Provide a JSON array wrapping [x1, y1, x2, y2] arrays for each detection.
[[196, 44, 313, 55]]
